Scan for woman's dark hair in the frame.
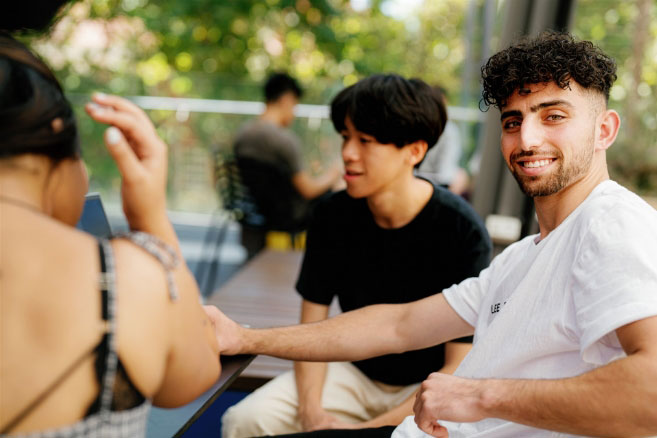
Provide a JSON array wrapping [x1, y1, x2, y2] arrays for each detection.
[[264, 72, 303, 103], [1, 1, 71, 33], [330, 74, 447, 153], [0, 34, 79, 161], [481, 31, 617, 109]]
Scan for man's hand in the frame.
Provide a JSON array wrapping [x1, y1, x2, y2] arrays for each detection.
[[413, 373, 487, 437], [298, 406, 341, 432], [203, 305, 245, 355]]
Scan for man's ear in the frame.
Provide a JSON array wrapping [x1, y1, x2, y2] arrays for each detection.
[[595, 109, 621, 152], [408, 140, 429, 166]]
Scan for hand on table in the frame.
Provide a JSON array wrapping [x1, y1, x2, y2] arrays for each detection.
[[85, 93, 167, 231], [413, 372, 486, 437], [203, 305, 246, 356]]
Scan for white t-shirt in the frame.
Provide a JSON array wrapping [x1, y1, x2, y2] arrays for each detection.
[[393, 180, 657, 438]]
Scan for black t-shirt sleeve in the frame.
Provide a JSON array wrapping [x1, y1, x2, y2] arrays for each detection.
[[452, 201, 492, 283], [295, 198, 336, 305]]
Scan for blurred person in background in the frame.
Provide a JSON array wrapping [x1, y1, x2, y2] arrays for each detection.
[[233, 73, 343, 256], [221, 74, 491, 437], [416, 85, 470, 196]]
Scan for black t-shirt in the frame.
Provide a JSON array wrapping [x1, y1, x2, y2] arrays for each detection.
[[296, 184, 492, 386]]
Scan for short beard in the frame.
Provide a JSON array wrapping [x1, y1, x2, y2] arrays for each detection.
[[509, 139, 594, 198]]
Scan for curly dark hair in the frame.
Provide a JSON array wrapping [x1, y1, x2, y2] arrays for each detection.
[[481, 31, 617, 109]]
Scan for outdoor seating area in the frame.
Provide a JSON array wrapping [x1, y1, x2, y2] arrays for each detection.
[[2, 1, 657, 438]]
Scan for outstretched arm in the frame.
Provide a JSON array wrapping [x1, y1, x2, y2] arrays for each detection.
[[413, 315, 657, 437], [206, 292, 473, 364]]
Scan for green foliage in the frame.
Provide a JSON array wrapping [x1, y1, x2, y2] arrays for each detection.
[[574, 0, 657, 196], [27, 0, 482, 211], [23, 0, 657, 211]]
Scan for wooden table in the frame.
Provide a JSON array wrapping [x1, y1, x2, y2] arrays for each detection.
[[205, 249, 338, 383]]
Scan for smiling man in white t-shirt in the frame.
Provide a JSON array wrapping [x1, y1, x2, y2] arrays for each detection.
[[207, 32, 657, 438]]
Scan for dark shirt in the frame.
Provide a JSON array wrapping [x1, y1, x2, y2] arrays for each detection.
[[234, 120, 309, 229], [296, 184, 492, 385]]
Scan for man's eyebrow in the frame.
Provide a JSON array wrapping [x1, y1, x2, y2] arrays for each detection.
[[501, 100, 574, 121], [529, 99, 573, 112], [500, 110, 521, 121]]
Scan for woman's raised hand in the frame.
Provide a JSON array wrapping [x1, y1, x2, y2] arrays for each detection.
[[85, 93, 168, 232]]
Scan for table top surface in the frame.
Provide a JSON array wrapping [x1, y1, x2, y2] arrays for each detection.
[[205, 249, 339, 379]]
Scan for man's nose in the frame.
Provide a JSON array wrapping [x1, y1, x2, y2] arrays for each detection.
[[519, 119, 544, 151], [342, 139, 359, 162]]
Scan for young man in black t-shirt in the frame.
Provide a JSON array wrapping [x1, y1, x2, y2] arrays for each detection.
[[222, 75, 491, 438]]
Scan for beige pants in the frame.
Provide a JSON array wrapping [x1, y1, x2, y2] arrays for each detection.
[[221, 362, 419, 438]]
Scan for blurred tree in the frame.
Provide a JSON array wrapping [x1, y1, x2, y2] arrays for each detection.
[[574, 0, 657, 197], [15, 0, 656, 208]]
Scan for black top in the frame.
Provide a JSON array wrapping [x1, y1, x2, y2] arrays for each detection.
[[296, 184, 492, 385]]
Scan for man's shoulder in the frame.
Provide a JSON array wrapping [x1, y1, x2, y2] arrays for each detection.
[[234, 120, 303, 164], [316, 190, 361, 214], [426, 183, 486, 228], [571, 181, 657, 253], [579, 181, 657, 227]]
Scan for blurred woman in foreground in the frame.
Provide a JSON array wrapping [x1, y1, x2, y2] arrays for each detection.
[[0, 34, 221, 436]]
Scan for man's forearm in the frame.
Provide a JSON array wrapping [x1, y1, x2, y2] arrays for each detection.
[[480, 352, 657, 436], [232, 294, 471, 362], [239, 304, 409, 361]]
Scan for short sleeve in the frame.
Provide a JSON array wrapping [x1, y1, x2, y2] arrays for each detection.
[[442, 242, 513, 328], [443, 191, 492, 283], [571, 205, 657, 364], [295, 199, 336, 305], [456, 211, 492, 281], [443, 270, 490, 328]]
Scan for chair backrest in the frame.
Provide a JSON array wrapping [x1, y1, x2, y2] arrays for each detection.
[[235, 156, 309, 232], [213, 152, 265, 227]]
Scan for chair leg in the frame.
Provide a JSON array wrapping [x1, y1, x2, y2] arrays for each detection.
[[204, 216, 229, 296], [196, 209, 222, 295]]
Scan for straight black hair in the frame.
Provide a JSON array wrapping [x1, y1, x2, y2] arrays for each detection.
[[330, 74, 447, 153], [264, 72, 303, 103]]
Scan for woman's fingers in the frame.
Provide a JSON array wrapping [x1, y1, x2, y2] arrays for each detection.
[[103, 127, 143, 182], [85, 102, 161, 158], [92, 93, 152, 127]]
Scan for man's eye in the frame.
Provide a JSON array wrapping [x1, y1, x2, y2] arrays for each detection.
[[546, 114, 564, 121], [360, 137, 371, 144], [504, 120, 520, 129]]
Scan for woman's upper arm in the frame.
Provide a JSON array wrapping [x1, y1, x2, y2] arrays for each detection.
[[113, 239, 220, 407]]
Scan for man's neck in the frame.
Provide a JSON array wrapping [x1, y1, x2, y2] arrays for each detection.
[[534, 166, 610, 239], [366, 176, 433, 229], [260, 107, 284, 127]]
